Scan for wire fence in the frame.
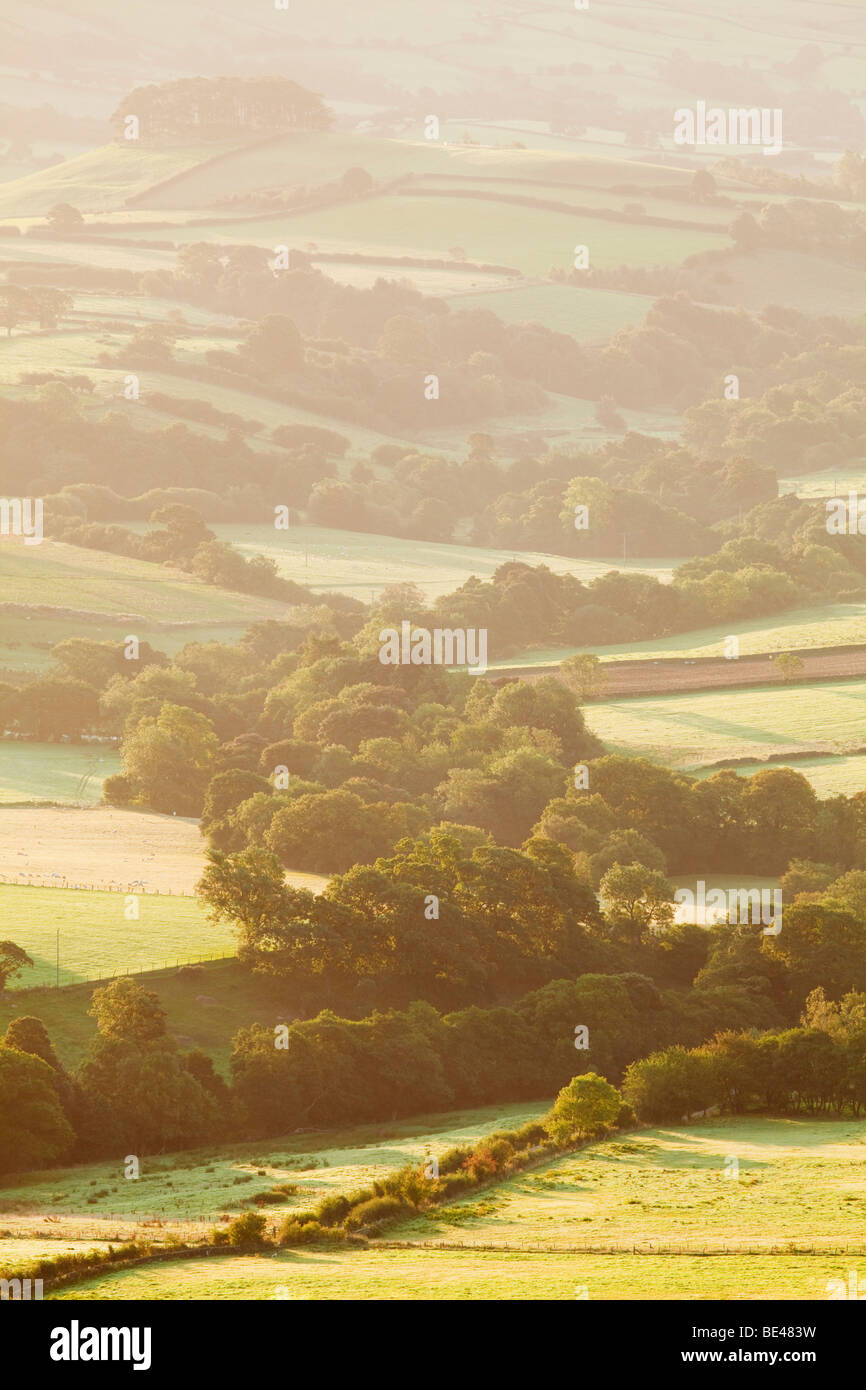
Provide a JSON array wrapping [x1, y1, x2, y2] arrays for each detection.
[[382, 1239, 866, 1257], [0, 1213, 281, 1244], [0, 875, 197, 897]]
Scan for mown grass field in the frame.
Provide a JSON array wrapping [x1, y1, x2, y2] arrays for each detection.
[[488, 603, 866, 669], [0, 1102, 547, 1230], [0, 742, 120, 804], [446, 282, 651, 342], [0, 884, 226, 988], [393, 1117, 866, 1250], [585, 679, 866, 772], [0, 538, 291, 625], [213, 523, 679, 600], [155, 197, 729, 277], [48, 1248, 851, 1300], [0, 142, 244, 217]]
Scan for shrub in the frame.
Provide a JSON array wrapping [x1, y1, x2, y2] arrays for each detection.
[[438, 1145, 473, 1175], [277, 1217, 328, 1246], [343, 1195, 407, 1232], [316, 1192, 351, 1226], [435, 1172, 474, 1200], [226, 1211, 269, 1247], [514, 1121, 547, 1146], [103, 773, 135, 806]]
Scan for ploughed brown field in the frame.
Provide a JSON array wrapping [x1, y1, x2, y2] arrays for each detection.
[[496, 644, 866, 699]]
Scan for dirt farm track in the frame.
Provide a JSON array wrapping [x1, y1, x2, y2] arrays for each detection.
[[492, 643, 866, 698]]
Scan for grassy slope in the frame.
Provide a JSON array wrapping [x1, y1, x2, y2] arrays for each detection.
[[0, 958, 315, 1070], [445, 282, 651, 342], [0, 742, 120, 805], [0, 538, 291, 623], [0, 1101, 546, 1228], [488, 603, 866, 669], [41, 1114, 866, 1300], [46, 1247, 849, 1301], [0, 885, 228, 988], [585, 679, 866, 772], [214, 523, 680, 600], [155, 197, 729, 276], [0, 143, 243, 217], [393, 1116, 866, 1249]]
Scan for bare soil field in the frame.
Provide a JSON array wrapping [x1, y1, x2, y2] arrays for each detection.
[[498, 645, 866, 698]]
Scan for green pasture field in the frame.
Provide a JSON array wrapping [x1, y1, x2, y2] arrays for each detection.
[[0, 741, 120, 805], [585, 679, 866, 772], [135, 130, 703, 212], [0, 1101, 546, 1228], [419, 173, 732, 227], [211, 523, 679, 600], [704, 249, 866, 318], [445, 282, 651, 342], [0, 142, 243, 217], [0, 540, 291, 624], [0, 884, 228, 988], [150, 197, 729, 276], [488, 603, 866, 669], [392, 1116, 866, 1251], [46, 1247, 849, 1301]]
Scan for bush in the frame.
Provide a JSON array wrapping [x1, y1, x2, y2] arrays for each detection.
[[343, 1195, 407, 1232], [514, 1121, 548, 1146], [438, 1145, 473, 1175], [316, 1192, 351, 1226], [103, 773, 135, 806], [226, 1211, 269, 1247], [434, 1171, 474, 1200], [277, 1217, 327, 1246]]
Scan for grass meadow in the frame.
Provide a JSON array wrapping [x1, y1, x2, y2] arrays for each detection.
[[213, 523, 679, 601], [446, 281, 652, 342], [488, 603, 866, 669], [0, 884, 226, 988], [155, 197, 729, 277], [31, 1114, 866, 1300], [0, 1101, 547, 1230], [48, 1248, 850, 1300], [392, 1117, 866, 1251], [585, 679, 866, 772], [0, 742, 120, 804]]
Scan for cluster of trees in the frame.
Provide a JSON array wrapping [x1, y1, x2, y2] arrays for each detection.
[[109, 77, 332, 140], [624, 988, 866, 1123], [730, 197, 866, 264], [11, 873, 866, 1166], [0, 980, 230, 1172], [0, 286, 72, 336], [47, 501, 311, 603]]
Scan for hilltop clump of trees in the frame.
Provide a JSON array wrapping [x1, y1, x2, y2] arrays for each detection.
[[110, 76, 332, 141]]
